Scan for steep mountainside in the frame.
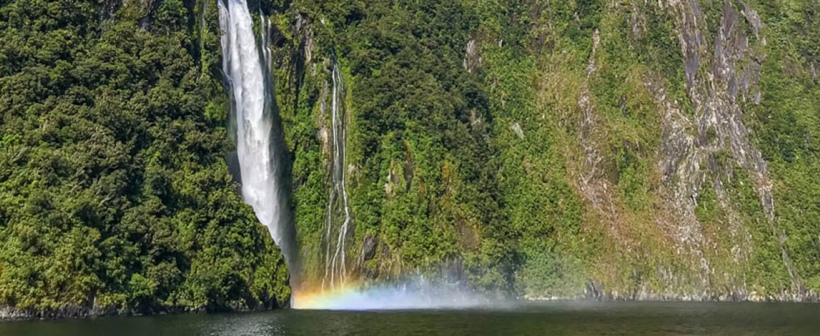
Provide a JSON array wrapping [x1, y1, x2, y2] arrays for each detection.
[[266, 0, 819, 300], [0, 0, 817, 319]]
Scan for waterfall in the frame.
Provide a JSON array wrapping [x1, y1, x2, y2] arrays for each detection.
[[323, 59, 352, 290], [218, 0, 296, 275]]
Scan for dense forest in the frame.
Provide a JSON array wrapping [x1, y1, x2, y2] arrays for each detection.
[[1, 0, 819, 318], [0, 0, 289, 317]]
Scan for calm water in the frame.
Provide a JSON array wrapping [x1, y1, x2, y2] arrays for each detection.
[[1, 302, 818, 335]]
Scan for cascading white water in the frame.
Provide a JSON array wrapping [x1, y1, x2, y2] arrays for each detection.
[[323, 60, 352, 290], [218, 0, 293, 268]]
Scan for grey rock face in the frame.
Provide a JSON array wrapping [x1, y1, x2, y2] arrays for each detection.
[[651, 0, 803, 295], [464, 39, 482, 73]]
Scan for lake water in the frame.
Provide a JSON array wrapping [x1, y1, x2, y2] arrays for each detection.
[[1, 302, 818, 335]]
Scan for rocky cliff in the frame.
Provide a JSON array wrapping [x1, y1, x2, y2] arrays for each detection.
[[1, 1, 817, 321], [264, 0, 819, 300]]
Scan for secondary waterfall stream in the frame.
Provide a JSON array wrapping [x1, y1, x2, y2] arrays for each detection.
[[217, 0, 295, 276], [323, 59, 352, 291]]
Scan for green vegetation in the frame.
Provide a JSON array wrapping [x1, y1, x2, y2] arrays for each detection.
[[0, 0, 817, 315], [743, 0, 820, 292], [0, 0, 289, 315], [273, 0, 819, 299]]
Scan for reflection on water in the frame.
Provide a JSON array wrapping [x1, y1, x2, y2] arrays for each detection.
[[2, 302, 820, 336]]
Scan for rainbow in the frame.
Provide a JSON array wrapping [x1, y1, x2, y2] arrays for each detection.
[[292, 283, 365, 310], [292, 280, 489, 311]]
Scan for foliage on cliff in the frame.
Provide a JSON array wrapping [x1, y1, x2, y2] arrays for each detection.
[[0, 0, 289, 314], [269, 0, 818, 299], [0, 0, 816, 312]]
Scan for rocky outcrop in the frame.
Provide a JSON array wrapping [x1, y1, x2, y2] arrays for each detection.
[[547, 0, 812, 299], [464, 39, 482, 73], [654, 0, 803, 295]]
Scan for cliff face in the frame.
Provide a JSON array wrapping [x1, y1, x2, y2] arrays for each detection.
[[267, 0, 819, 300], [1, 0, 816, 319]]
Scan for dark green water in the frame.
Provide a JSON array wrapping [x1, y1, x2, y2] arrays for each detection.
[[1, 302, 818, 335]]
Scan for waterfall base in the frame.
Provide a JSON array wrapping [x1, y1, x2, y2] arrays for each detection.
[[292, 278, 489, 310]]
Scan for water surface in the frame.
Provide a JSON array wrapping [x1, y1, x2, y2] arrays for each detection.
[[2, 302, 818, 335]]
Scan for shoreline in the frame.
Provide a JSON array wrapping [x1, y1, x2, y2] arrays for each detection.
[[0, 304, 281, 322], [4, 293, 818, 321], [0, 305, 206, 321], [523, 293, 820, 303], [525, 283, 819, 303]]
